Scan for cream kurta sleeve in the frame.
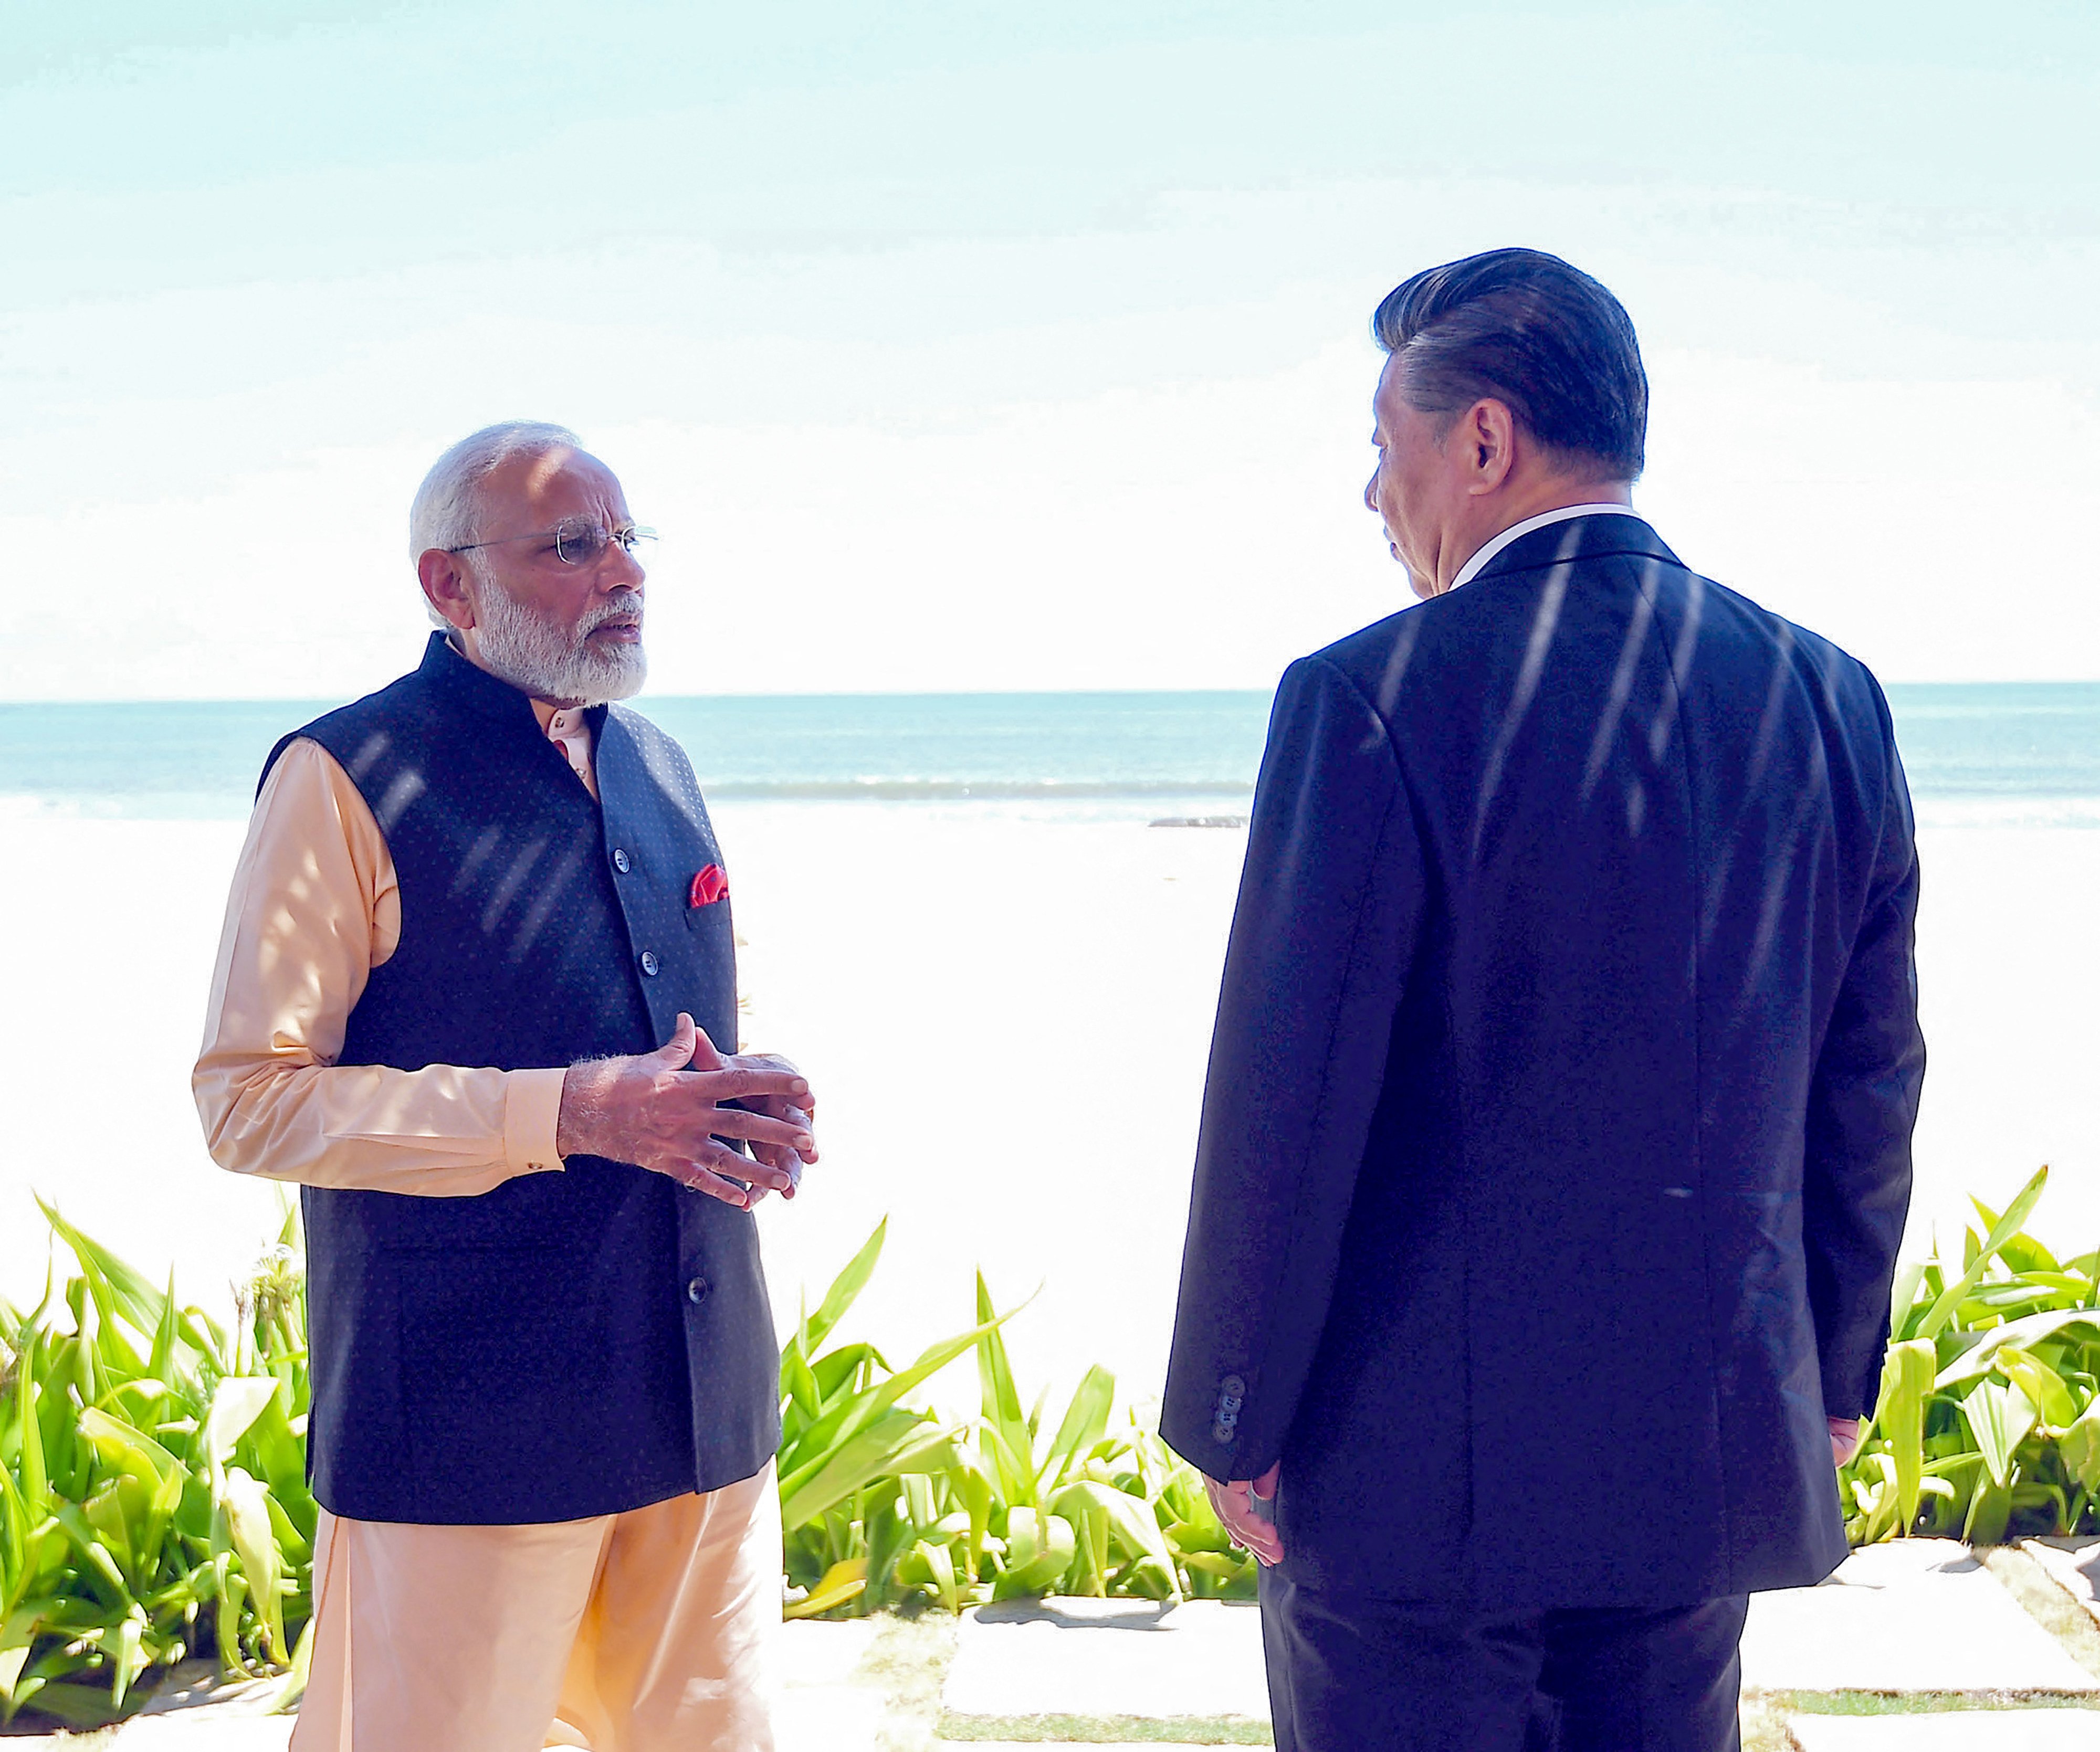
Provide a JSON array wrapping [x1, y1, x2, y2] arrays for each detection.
[[193, 737, 569, 1196]]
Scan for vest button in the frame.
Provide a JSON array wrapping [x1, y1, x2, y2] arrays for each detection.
[[639, 951, 660, 977], [686, 1276, 710, 1305], [612, 848, 631, 873]]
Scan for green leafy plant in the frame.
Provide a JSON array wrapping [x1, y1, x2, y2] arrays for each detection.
[[1, 1202, 313, 1726], [1843, 1165, 2100, 1545], [2, 1204, 1252, 1726], [776, 1222, 1257, 1617]]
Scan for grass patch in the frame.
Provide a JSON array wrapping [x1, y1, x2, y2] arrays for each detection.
[[937, 1716, 1272, 1744], [1765, 1690, 2100, 1715], [1739, 1694, 1792, 1752], [856, 1608, 961, 1752]]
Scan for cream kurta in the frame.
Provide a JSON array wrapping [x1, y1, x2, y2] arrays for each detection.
[[192, 699, 600, 1195], [195, 695, 778, 1752]]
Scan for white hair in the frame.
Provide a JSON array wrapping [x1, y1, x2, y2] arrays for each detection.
[[408, 420, 583, 559]]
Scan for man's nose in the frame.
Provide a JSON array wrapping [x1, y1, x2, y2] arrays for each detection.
[[1364, 471, 1380, 513], [602, 543, 646, 588]]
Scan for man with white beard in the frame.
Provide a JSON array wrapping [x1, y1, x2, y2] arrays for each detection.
[[194, 422, 816, 1751]]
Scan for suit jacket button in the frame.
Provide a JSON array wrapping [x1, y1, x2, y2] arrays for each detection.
[[1211, 1421, 1234, 1445], [687, 1276, 710, 1305], [613, 848, 632, 873], [640, 951, 661, 976], [1221, 1374, 1247, 1399]]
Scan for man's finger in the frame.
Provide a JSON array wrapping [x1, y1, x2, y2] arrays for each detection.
[[687, 1022, 727, 1072], [755, 1106, 816, 1162], [1203, 1474, 1283, 1566], [692, 1067, 813, 1100], [749, 1142, 807, 1192], [655, 1012, 699, 1070], [673, 1162, 763, 1207], [733, 1053, 816, 1118], [681, 1108, 816, 1151], [743, 1097, 818, 1157], [675, 1139, 796, 1194]]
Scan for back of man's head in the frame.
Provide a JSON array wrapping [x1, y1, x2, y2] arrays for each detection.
[[1373, 249, 1648, 482]]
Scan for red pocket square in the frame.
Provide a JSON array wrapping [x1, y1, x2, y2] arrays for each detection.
[[689, 864, 730, 909]]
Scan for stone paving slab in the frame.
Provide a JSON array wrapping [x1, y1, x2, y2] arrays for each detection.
[[1742, 1539, 2100, 1694], [1789, 1711, 2100, 1749], [2028, 1541, 2100, 1631], [943, 1597, 1268, 1723], [774, 1618, 885, 1751], [110, 1722, 291, 1750], [775, 1684, 885, 1751]]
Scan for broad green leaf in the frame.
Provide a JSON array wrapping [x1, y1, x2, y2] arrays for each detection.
[[784, 1557, 866, 1620], [35, 1202, 168, 1342], [217, 1468, 286, 1662], [993, 1508, 1076, 1598], [1998, 1345, 2079, 1431], [1040, 1367, 1115, 1493], [1959, 1380, 2038, 1489], [804, 1220, 886, 1356], [779, 1412, 963, 1529], [782, 1341, 823, 1424], [1935, 1308, 2100, 1388], [1965, 1478, 2012, 1544], [2061, 1403, 2100, 1492], [1867, 1339, 1935, 1540], [12, 1326, 47, 1518], [146, 1272, 180, 1392], [202, 1378, 282, 1484], [1916, 1166, 2049, 1341], [50, 1505, 129, 1603]]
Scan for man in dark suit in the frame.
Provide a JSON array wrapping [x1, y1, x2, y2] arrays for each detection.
[[1160, 249, 1924, 1751]]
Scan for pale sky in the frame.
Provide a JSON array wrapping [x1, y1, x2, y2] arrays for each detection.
[[4, 2, 2096, 699]]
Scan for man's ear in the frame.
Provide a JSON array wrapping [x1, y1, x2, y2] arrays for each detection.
[[1459, 398, 1519, 496], [417, 548, 477, 631]]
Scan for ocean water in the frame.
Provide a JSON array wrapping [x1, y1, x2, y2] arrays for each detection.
[[0, 683, 2094, 827]]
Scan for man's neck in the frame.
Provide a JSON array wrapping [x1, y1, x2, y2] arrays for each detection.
[[1437, 480, 1633, 595]]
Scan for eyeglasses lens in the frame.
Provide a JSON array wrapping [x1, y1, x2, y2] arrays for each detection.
[[553, 522, 656, 565], [554, 522, 606, 566]]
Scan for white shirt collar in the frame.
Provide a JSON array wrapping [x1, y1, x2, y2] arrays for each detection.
[[1447, 503, 1641, 594]]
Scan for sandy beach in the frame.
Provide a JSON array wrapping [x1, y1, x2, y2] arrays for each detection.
[[1, 806, 2094, 1414]]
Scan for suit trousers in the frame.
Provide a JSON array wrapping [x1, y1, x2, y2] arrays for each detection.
[[289, 1463, 780, 1752], [1259, 1567, 1748, 1752]]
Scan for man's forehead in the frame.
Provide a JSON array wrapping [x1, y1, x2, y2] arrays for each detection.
[[487, 447, 627, 511], [1372, 353, 1408, 414]]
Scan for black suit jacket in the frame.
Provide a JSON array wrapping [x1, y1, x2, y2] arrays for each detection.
[[1161, 514, 1923, 1608]]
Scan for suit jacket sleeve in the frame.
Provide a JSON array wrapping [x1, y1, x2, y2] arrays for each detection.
[[1803, 688, 1925, 1418], [1160, 655, 1426, 1479]]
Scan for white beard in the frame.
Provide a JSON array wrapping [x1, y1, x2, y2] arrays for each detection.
[[474, 580, 647, 704]]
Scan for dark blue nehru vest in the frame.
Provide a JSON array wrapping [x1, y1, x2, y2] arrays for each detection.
[[262, 632, 780, 1525]]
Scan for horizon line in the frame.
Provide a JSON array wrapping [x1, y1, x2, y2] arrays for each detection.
[[9, 679, 2100, 709]]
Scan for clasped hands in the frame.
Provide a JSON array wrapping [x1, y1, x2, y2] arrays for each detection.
[[556, 1011, 817, 1210], [1204, 1419, 1867, 1569]]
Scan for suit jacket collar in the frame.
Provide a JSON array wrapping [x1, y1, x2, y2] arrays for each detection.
[[1466, 511, 1682, 590], [417, 629, 608, 742]]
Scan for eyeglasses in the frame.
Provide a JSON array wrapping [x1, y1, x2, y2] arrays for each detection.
[[447, 516, 657, 567]]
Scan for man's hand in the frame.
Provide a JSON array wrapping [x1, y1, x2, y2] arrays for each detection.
[[556, 1013, 817, 1209], [706, 1037, 817, 1201], [1830, 1416, 1862, 1468], [1203, 1463, 1283, 1567]]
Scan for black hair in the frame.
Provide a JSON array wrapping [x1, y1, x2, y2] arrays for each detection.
[[1372, 248, 1647, 479]]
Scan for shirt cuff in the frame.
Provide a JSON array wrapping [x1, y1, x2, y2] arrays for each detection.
[[504, 1068, 569, 1177]]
